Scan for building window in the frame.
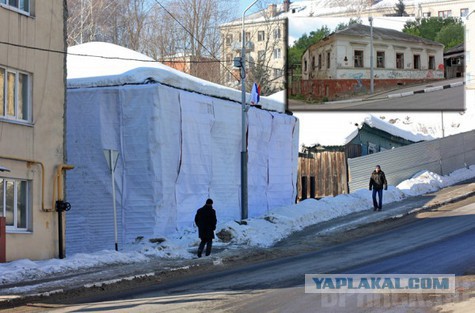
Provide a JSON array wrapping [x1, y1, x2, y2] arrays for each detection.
[[428, 56, 435, 70], [0, 0, 30, 14], [318, 54, 322, 70], [354, 50, 363, 68], [377, 51, 385, 68], [438, 10, 452, 17], [327, 52, 330, 69], [0, 178, 31, 231], [273, 27, 281, 39], [258, 31, 265, 42], [396, 53, 404, 69], [225, 34, 233, 46], [304, 59, 307, 72], [460, 8, 469, 17], [225, 54, 232, 65], [273, 48, 281, 59], [258, 50, 265, 61], [368, 142, 377, 154], [413, 54, 421, 69], [273, 69, 282, 78], [423, 12, 431, 17], [0, 66, 31, 122], [311, 56, 315, 70]]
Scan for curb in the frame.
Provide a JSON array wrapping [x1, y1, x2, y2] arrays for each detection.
[[387, 81, 465, 99]]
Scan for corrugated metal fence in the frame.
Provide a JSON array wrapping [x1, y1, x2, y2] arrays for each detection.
[[298, 151, 348, 199], [348, 130, 475, 192]]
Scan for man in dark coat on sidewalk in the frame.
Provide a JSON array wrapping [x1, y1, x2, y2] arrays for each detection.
[[194, 198, 217, 257], [369, 165, 388, 211]]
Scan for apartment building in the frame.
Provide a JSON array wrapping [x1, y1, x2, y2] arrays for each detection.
[[0, 0, 67, 261]]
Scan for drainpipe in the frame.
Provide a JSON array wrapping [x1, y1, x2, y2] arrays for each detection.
[[54, 164, 74, 259]]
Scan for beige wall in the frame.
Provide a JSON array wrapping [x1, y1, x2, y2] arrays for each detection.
[[0, 1, 66, 261], [220, 18, 286, 92]]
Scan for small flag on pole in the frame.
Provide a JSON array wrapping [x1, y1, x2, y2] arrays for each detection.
[[250, 82, 260, 105]]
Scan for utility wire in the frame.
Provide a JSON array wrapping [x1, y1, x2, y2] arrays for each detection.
[[152, 0, 240, 81]]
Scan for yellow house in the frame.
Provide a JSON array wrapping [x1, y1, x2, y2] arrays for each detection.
[[0, 0, 69, 261]]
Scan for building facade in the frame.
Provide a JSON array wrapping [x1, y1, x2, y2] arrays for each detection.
[[219, 2, 288, 95], [162, 54, 221, 85], [0, 0, 67, 261], [300, 24, 444, 99]]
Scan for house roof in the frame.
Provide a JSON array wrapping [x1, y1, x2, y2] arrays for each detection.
[[444, 43, 464, 56], [66, 42, 284, 112], [296, 112, 434, 147], [333, 24, 444, 47]]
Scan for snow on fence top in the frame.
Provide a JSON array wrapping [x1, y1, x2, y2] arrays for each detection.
[[67, 42, 285, 113]]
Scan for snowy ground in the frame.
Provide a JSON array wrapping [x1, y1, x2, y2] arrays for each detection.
[[2, 165, 475, 288]]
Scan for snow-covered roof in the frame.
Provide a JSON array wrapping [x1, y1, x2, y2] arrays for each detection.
[[66, 42, 284, 112], [295, 112, 434, 147]]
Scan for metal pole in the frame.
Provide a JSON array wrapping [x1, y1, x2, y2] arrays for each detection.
[[369, 17, 374, 95], [441, 110, 445, 138], [111, 162, 118, 251], [241, 0, 259, 221]]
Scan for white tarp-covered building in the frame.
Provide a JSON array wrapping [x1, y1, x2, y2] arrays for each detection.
[[65, 42, 299, 255]]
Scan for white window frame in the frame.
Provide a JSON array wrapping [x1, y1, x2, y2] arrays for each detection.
[[258, 31, 265, 42], [0, 178, 31, 232], [0, 0, 31, 15], [368, 142, 377, 154], [0, 65, 32, 123], [273, 48, 281, 59], [273, 27, 281, 40]]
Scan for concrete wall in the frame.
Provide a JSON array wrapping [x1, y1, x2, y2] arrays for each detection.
[[0, 1, 66, 261]]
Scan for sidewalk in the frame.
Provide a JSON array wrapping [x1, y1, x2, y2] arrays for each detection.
[[1, 177, 475, 306]]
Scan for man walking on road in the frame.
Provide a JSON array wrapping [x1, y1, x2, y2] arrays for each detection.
[[195, 199, 217, 258], [369, 165, 388, 211]]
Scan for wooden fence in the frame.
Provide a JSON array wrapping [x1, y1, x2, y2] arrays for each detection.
[[298, 151, 349, 200]]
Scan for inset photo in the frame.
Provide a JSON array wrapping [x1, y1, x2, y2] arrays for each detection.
[[288, 16, 466, 111]]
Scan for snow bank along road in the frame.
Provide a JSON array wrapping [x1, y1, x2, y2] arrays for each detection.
[[6, 195, 475, 313]]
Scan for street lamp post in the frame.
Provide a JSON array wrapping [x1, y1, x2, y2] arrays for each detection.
[[240, 0, 259, 221], [369, 16, 374, 95]]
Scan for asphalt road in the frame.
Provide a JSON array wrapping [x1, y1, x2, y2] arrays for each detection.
[[17, 197, 475, 313], [289, 85, 465, 111]]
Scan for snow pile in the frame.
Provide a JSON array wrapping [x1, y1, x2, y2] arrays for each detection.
[[67, 42, 285, 112], [1, 165, 475, 287], [218, 165, 475, 247]]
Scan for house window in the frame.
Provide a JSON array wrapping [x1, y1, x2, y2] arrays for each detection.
[[257, 50, 265, 61], [246, 32, 251, 42], [304, 59, 307, 72], [438, 10, 452, 17], [0, 66, 31, 122], [460, 8, 469, 17], [0, 178, 31, 231], [396, 53, 404, 69], [258, 31, 265, 42], [377, 51, 385, 68], [423, 12, 431, 17], [273, 27, 281, 39], [327, 52, 330, 69], [311, 56, 315, 70], [354, 50, 363, 68], [273, 48, 281, 59], [273, 69, 282, 78], [225, 34, 233, 46], [0, 0, 30, 14], [413, 54, 421, 69], [318, 54, 322, 70], [368, 142, 377, 154], [428, 56, 435, 70]]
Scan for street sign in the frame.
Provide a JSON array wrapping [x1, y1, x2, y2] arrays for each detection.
[[103, 149, 120, 251]]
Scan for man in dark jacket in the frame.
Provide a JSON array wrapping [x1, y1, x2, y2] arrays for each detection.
[[369, 165, 388, 211], [194, 198, 217, 257]]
